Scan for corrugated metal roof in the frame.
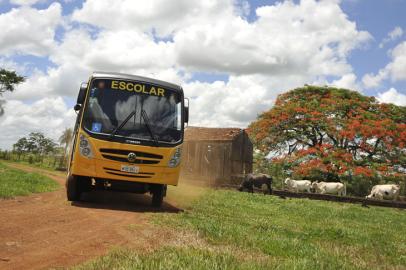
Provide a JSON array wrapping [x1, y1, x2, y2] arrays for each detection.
[[184, 126, 243, 141]]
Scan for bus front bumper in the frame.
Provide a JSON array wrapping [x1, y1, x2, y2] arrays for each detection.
[[70, 156, 180, 186]]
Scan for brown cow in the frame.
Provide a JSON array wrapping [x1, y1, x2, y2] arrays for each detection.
[[238, 173, 273, 194]]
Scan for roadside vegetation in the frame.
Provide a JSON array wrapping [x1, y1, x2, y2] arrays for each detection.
[[0, 162, 60, 198], [0, 128, 72, 171], [75, 189, 406, 270]]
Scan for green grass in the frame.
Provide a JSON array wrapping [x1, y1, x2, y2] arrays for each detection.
[[73, 247, 273, 270], [0, 162, 60, 198], [75, 189, 406, 270], [165, 191, 406, 269]]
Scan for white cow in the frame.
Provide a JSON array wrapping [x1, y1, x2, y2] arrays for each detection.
[[312, 182, 346, 196], [284, 178, 312, 193], [366, 184, 400, 201]]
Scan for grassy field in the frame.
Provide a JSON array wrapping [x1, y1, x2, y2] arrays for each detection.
[[0, 162, 60, 198], [75, 188, 406, 270]]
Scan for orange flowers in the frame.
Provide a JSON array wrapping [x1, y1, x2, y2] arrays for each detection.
[[248, 86, 406, 180], [353, 166, 374, 177]]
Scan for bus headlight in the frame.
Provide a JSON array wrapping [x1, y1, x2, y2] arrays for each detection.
[[79, 135, 93, 158], [168, 148, 181, 168]]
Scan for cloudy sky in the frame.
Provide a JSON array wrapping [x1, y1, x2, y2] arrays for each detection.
[[0, 0, 405, 149]]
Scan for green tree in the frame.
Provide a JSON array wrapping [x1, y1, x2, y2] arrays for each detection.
[[25, 132, 57, 163], [40, 137, 57, 155], [27, 132, 44, 155], [0, 69, 25, 115], [253, 150, 289, 189], [248, 86, 406, 195], [13, 137, 28, 160]]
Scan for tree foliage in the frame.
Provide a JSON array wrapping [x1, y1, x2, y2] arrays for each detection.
[[0, 68, 25, 94], [12, 132, 57, 162], [59, 128, 73, 149], [0, 68, 25, 115], [248, 86, 406, 184]]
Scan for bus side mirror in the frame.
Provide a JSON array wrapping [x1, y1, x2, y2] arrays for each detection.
[[184, 98, 189, 123], [76, 82, 88, 105], [184, 106, 189, 123], [74, 104, 81, 111]]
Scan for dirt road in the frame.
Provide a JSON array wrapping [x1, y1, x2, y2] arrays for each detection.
[[0, 163, 181, 270]]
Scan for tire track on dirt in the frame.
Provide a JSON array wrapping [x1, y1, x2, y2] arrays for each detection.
[[0, 163, 181, 270]]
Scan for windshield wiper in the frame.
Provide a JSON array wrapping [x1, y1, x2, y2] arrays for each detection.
[[109, 110, 137, 139], [141, 109, 158, 146], [108, 108, 158, 146]]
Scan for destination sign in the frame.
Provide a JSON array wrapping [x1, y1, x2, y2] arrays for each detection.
[[110, 80, 165, 97]]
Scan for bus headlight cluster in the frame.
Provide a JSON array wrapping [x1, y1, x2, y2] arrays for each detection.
[[168, 147, 181, 168], [79, 135, 93, 158]]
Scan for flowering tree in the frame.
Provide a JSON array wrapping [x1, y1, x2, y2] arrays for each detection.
[[248, 86, 406, 190]]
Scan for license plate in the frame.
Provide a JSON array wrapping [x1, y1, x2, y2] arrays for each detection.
[[121, 165, 139, 174]]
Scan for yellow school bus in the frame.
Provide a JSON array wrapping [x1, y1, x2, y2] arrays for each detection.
[[66, 72, 188, 207]]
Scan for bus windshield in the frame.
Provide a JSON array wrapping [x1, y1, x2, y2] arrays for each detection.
[[82, 79, 182, 143]]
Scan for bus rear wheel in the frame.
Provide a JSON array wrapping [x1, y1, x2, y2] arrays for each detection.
[[151, 184, 166, 208], [66, 175, 82, 201]]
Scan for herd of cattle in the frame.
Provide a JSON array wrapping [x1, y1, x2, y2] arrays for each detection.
[[239, 173, 401, 201]]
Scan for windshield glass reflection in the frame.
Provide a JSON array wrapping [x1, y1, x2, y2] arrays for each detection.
[[83, 79, 182, 143]]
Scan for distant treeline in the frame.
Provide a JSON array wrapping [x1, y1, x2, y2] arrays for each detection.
[[0, 128, 72, 170]]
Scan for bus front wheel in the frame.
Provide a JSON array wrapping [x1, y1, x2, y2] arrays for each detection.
[[151, 184, 166, 208], [66, 175, 82, 201]]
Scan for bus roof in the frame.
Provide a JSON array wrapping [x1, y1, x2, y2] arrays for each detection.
[[91, 71, 182, 92]]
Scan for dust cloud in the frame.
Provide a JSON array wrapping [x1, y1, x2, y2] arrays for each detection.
[[165, 176, 210, 209]]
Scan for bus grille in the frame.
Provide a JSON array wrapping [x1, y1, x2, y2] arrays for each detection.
[[99, 148, 163, 164], [103, 167, 154, 178]]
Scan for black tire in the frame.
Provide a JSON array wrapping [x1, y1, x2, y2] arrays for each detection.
[[66, 175, 82, 201], [151, 184, 165, 208]]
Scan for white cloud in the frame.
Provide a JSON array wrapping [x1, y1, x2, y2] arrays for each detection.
[[388, 27, 403, 40], [379, 26, 403, 48], [0, 0, 373, 148], [377, 88, 406, 106], [71, 0, 371, 77], [387, 41, 406, 81], [72, 0, 238, 37], [363, 41, 406, 88], [0, 97, 76, 149], [330, 73, 360, 91], [0, 3, 61, 56], [8, 27, 182, 101], [185, 77, 270, 127], [71, 0, 368, 79], [362, 69, 388, 89], [174, 0, 370, 77], [185, 73, 313, 127]]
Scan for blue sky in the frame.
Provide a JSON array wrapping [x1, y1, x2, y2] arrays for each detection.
[[0, 0, 405, 149], [341, 0, 406, 93]]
